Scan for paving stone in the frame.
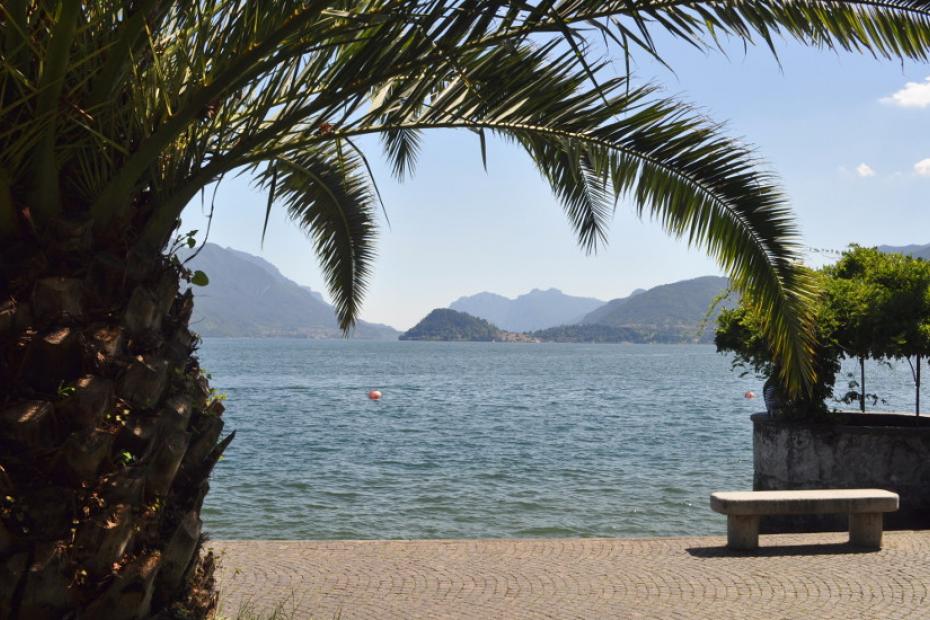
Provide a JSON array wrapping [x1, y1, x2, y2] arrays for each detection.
[[209, 531, 930, 619]]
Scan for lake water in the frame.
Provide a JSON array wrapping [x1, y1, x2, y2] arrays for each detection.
[[198, 339, 928, 540]]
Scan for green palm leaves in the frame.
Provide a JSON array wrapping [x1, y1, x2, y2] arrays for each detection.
[[4, 2, 930, 395], [606, 1, 930, 61], [359, 41, 817, 391], [255, 147, 377, 332]]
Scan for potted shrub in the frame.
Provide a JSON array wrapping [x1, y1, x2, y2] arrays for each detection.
[[716, 247, 930, 531]]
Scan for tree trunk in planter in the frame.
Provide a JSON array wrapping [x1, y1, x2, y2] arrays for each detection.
[[0, 223, 229, 619]]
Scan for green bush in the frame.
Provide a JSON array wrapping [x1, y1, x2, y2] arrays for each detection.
[[715, 269, 841, 416]]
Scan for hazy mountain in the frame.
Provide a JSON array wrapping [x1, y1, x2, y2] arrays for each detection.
[[449, 292, 511, 326], [579, 287, 646, 325], [300, 286, 327, 305], [580, 276, 731, 343], [450, 288, 605, 332], [180, 243, 398, 339], [878, 243, 930, 260], [442, 277, 731, 343]]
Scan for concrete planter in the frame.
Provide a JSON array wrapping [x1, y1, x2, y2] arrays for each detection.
[[752, 412, 930, 532]]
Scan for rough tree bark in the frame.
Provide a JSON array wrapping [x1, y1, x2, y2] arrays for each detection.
[[0, 218, 229, 619]]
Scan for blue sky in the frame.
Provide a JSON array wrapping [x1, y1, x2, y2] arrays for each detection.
[[181, 33, 930, 330]]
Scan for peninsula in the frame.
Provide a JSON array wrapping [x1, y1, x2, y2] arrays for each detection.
[[400, 308, 539, 342]]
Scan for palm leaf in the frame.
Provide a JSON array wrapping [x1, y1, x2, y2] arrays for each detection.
[[381, 128, 423, 181], [334, 41, 818, 391], [254, 146, 377, 331], [502, 1, 930, 62], [8, 0, 930, 394]]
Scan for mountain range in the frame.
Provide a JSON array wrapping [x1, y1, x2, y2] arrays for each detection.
[[183, 243, 729, 343], [877, 243, 930, 261], [451, 246, 930, 337], [450, 288, 605, 332], [446, 276, 730, 342], [180, 243, 398, 339], [181, 242, 925, 342], [580, 276, 731, 342]]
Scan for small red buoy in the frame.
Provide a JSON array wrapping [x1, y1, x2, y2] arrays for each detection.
[[368, 390, 382, 401], [744, 391, 756, 399]]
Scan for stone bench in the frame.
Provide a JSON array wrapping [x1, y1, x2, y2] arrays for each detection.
[[710, 489, 899, 550]]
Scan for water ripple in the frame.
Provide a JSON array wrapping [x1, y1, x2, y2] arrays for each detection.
[[199, 339, 922, 540]]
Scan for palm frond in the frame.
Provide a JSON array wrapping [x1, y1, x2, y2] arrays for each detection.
[[254, 145, 377, 331], [7, 0, 930, 391], [381, 128, 423, 181], [497, 1, 930, 62], [329, 41, 817, 391], [618, 1, 930, 61]]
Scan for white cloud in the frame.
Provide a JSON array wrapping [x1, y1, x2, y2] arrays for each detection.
[[882, 77, 930, 108], [914, 159, 930, 176], [856, 163, 875, 177]]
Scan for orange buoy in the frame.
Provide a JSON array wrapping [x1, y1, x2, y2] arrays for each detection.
[[744, 390, 756, 399], [368, 390, 382, 401]]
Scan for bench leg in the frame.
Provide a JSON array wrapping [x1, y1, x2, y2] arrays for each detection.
[[849, 512, 883, 549], [727, 515, 760, 550]]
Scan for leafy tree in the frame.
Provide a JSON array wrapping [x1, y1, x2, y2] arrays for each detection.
[[824, 254, 881, 411], [719, 247, 930, 417], [3, 2, 930, 616], [829, 246, 930, 414]]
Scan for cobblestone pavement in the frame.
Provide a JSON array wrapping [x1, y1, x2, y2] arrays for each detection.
[[209, 531, 930, 619]]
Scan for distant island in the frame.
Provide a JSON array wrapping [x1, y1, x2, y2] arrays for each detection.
[[400, 309, 539, 342]]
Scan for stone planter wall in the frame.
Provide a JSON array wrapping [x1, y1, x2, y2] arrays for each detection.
[[752, 412, 930, 532]]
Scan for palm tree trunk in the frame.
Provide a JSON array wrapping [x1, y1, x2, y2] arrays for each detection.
[[0, 221, 227, 619]]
